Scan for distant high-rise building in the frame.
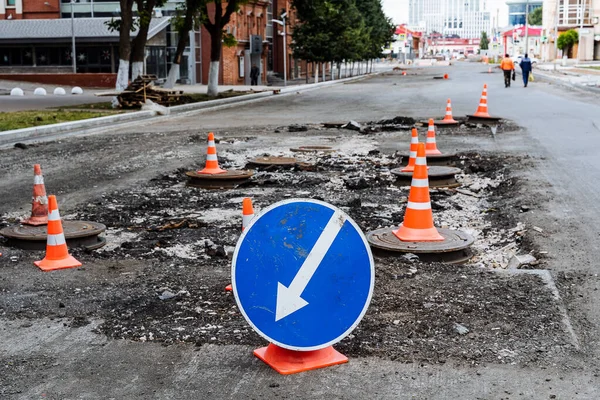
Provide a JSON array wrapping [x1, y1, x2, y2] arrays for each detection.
[[506, 0, 542, 26], [409, 0, 492, 39]]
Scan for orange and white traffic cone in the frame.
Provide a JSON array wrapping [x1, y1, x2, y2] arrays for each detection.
[[241, 197, 255, 232], [22, 164, 48, 226], [441, 98, 458, 124], [488, 66, 492, 73], [226, 198, 255, 291], [393, 143, 444, 242], [425, 119, 442, 156], [401, 128, 419, 172], [472, 84, 491, 118], [402, 71, 407, 76], [198, 132, 226, 175], [34, 195, 82, 271]]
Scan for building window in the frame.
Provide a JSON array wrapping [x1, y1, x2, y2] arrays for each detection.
[[6, 0, 16, 6], [558, 0, 592, 26]]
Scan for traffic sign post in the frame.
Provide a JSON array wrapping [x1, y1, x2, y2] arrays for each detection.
[[232, 199, 375, 374]]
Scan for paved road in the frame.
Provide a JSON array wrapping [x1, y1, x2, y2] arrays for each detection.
[[1, 63, 600, 398]]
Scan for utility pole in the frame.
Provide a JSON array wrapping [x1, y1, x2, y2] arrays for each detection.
[[272, 12, 287, 87], [524, 0, 529, 55], [576, 0, 586, 63], [70, 0, 76, 74], [553, 0, 560, 69]]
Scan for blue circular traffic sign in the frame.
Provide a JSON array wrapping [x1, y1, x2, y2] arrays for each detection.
[[232, 199, 375, 351]]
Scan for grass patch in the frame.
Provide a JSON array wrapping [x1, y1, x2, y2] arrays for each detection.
[[58, 90, 249, 111], [62, 102, 115, 110], [583, 66, 600, 71], [0, 110, 121, 132]]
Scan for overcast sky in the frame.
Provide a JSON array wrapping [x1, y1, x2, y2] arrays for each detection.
[[381, 0, 409, 24]]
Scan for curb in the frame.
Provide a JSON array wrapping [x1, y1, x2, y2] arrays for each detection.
[[0, 72, 380, 147]]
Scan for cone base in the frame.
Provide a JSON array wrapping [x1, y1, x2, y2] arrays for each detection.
[[197, 167, 227, 175], [34, 255, 82, 272], [426, 149, 442, 156], [393, 224, 445, 242], [254, 344, 348, 375], [440, 118, 458, 124], [400, 165, 415, 172], [225, 284, 232, 291], [472, 111, 491, 118], [21, 216, 48, 226]]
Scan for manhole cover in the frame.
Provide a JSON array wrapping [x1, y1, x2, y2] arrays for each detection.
[[391, 166, 462, 188], [366, 227, 474, 264], [0, 221, 107, 251], [185, 169, 254, 189]]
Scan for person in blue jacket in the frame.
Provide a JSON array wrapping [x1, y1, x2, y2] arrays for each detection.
[[520, 54, 533, 87]]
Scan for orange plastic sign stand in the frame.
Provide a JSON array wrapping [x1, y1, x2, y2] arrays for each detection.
[[254, 343, 348, 375]]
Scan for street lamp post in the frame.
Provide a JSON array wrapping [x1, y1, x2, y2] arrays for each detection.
[[576, 0, 586, 63], [272, 12, 287, 87], [70, 0, 76, 73], [524, 0, 529, 55]]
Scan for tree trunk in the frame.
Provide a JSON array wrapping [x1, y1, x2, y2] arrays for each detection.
[[130, 1, 155, 81], [337, 62, 341, 79], [207, 27, 223, 97], [164, 12, 193, 89], [116, 0, 134, 91]]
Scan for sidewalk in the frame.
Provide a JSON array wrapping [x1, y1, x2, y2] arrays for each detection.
[[531, 61, 600, 92]]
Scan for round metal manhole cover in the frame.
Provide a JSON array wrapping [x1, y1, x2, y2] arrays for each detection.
[[185, 169, 254, 189], [1, 221, 106, 241], [391, 166, 462, 188], [398, 153, 457, 166], [1, 221, 107, 250], [248, 156, 298, 166], [367, 226, 474, 253]]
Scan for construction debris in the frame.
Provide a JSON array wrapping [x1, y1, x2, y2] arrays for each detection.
[[96, 75, 184, 109]]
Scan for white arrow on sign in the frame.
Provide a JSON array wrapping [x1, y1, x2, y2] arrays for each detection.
[[275, 210, 346, 322]]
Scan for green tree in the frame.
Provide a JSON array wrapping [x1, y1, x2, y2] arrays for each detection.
[[480, 31, 489, 50], [292, 0, 392, 78], [131, 0, 168, 81], [164, 0, 245, 94], [528, 6, 542, 26], [557, 29, 578, 58], [201, 0, 247, 96]]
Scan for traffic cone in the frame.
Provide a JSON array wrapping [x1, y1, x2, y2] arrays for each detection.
[[443, 74, 448, 79], [425, 119, 442, 156], [22, 164, 48, 226], [401, 128, 419, 172], [488, 66, 492, 73], [34, 195, 82, 271], [241, 197, 255, 232], [402, 71, 407, 76], [441, 98, 457, 124], [472, 84, 491, 118], [393, 143, 444, 242], [226, 198, 255, 292], [198, 132, 226, 175]]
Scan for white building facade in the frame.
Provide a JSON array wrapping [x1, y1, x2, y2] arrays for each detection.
[[409, 0, 493, 39]]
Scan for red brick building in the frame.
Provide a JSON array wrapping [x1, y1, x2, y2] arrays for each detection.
[[200, 0, 271, 85], [1, 0, 60, 20]]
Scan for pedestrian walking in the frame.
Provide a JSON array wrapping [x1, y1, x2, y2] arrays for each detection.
[[500, 54, 515, 88], [519, 54, 533, 87], [250, 64, 259, 86]]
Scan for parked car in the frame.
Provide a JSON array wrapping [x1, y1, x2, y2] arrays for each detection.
[[512, 55, 538, 67]]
